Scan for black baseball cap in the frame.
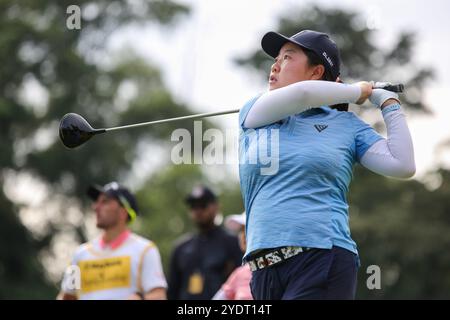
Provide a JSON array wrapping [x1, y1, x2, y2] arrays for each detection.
[[185, 186, 217, 208], [261, 30, 341, 81], [87, 182, 139, 223]]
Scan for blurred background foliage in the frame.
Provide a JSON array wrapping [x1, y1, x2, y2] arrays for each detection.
[[0, 1, 448, 299]]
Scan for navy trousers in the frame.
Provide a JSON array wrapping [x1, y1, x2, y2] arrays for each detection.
[[250, 246, 359, 300]]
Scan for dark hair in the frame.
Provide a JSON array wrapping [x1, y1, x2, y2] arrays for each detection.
[[303, 49, 348, 112]]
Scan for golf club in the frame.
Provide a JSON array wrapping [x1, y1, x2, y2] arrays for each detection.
[[59, 82, 404, 149], [59, 108, 240, 149]]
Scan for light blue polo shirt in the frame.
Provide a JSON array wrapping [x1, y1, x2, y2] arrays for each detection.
[[238, 96, 383, 259]]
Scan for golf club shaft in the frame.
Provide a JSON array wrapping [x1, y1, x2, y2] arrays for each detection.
[[105, 108, 240, 132]]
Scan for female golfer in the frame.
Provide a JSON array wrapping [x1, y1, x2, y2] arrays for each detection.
[[239, 30, 415, 300]]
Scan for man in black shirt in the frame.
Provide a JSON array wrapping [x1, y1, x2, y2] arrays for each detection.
[[168, 186, 243, 300]]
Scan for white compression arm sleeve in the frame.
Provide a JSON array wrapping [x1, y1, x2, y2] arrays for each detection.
[[360, 107, 416, 179], [243, 80, 361, 128]]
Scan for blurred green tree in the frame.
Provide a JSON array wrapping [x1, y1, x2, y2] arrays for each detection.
[[0, 0, 194, 298], [350, 167, 450, 299], [235, 6, 450, 299], [0, 191, 55, 298]]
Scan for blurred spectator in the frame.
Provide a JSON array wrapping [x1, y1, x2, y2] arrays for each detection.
[[58, 182, 167, 300], [212, 212, 252, 300], [167, 186, 242, 300]]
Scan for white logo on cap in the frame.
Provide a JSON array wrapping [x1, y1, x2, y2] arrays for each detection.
[[322, 52, 334, 67], [192, 187, 204, 197]]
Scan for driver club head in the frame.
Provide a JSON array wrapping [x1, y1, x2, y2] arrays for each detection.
[[59, 113, 105, 149]]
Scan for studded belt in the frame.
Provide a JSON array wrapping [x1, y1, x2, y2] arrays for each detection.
[[247, 246, 311, 272]]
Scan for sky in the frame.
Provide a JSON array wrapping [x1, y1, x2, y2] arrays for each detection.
[[107, 0, 450, 181]]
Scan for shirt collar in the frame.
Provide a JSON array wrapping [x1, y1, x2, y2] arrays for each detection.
[[299, 105, 333, 117], [100, 229, 130, 250], [319, 105, 333, 113]]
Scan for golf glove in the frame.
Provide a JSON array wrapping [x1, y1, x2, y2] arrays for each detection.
[[369, 89, 400, 108]]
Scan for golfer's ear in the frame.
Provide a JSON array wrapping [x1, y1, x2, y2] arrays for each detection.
[[311, 64, 326, 80], [120, 208, 129, 222], [210, 201, 219, 212]]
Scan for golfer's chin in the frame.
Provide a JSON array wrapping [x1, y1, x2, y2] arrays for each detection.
[[269, 80, 284, 91], [270, 79, 304, 90], [269, 82, 278, 91]]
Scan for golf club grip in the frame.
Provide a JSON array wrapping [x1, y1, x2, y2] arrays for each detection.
[[372, 82, 404, 93]]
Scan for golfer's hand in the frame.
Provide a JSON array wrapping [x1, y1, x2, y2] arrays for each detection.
[[369, 89, 401, 109], [355, 81, 373, 105]]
